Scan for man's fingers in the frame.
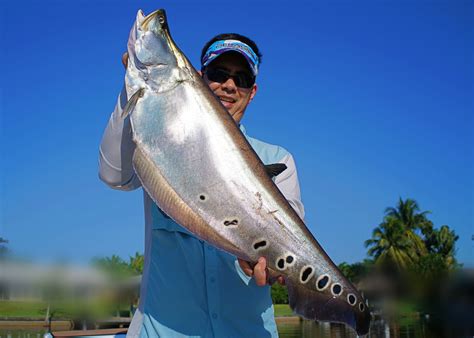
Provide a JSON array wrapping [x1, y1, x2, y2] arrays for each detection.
[[238, 257, 282, 287], [277, 276, 286, 285], [253, 257, 267, 286], [122, 52, 129, 68], [237, 258, 254, 277]]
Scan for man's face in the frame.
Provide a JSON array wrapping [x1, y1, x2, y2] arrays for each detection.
[[203, 52, 257, 124]]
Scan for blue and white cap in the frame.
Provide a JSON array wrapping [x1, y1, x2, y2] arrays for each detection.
[[201, 39, 259, 76]]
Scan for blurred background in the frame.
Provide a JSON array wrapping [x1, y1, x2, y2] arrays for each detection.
[[0, 0, 472, 337]]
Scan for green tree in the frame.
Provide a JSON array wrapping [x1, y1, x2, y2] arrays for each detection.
[[92, 253, 145, 277], [271, 283, 288, 304], [365, 198, 433, 271], [129, 252, 144, 275], [384, 198, 430, 257], [366, 197, 460, 276], [338, 259, 374, 283], [365, 217, 417, 270], [421, 224, 459, 270], [92, 254, 131, 277]]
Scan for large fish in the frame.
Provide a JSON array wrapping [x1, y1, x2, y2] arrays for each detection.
[[122, 9, 371, 335]]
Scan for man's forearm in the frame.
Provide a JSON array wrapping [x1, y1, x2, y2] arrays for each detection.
[[99, 85, 141, 190]]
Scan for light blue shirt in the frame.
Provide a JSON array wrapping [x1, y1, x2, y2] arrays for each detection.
[[99, 92, 305, 337]]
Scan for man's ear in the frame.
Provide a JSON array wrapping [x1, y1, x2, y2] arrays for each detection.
[[249, 84, 258, 102]]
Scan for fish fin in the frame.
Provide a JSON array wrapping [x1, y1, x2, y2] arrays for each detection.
[[121, 88, 145, 118], [286, 279, 370, 335], [264, 163, 287, 178]]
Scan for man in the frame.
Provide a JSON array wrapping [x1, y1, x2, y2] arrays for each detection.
[[99, 33, 305, 337]]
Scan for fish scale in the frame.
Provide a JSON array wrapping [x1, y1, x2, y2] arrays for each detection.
[[123, 8, 371, 335]]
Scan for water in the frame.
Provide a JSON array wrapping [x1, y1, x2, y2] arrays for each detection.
[[0, 329, 47, 338], [278, 319, 399, 338], [277, 317, 462, 338]]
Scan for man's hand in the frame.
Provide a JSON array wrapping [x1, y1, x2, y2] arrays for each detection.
[[238, 257, 285, 286], [122, 52, 128, 68]]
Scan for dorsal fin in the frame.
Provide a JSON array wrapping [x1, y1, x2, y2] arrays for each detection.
[[264, 163, 287, 178]]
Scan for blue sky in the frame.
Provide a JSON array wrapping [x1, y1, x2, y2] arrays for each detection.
[[1, 1, 472, 267]]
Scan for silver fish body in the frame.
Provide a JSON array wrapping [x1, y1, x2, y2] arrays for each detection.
[[123, 9, 371, 335]]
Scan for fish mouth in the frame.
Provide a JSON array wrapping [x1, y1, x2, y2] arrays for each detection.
[[141, 9, 166, 31]]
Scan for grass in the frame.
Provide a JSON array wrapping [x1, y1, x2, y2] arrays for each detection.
[[0, 301, 47, 319], [0, 300, 131, 320], [2, 300, 296, 320], [274, 304, 295, 317]]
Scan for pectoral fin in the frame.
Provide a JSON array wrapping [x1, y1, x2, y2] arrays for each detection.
[[121, 88, 145, 118]]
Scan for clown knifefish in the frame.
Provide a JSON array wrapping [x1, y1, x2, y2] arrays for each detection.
[[121, 9, 371, 335]]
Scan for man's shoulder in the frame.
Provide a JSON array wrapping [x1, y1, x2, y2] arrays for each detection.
[[245, 134, 292, 164]]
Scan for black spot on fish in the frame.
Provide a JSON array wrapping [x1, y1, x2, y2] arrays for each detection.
[[348, 294, 357, 306], [359, 303, 365, 312], [317, 275, 330, 290], [223, 219, 239, 226], [301, 267, 313, 282], [277, 258, 285, 269], [199, 195, 206, 201], [332, 283, 342, 296], [286, 255, 294, 264], [253, 241, 267, 250]]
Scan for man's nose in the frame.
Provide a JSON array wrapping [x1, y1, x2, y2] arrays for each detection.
[[221, 76, 237, 91]]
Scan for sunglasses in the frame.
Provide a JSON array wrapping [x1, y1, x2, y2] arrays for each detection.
[[204, 68, 255, 89]]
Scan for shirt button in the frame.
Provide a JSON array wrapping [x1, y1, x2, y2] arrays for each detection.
[[212, 313, 218, 319], [210, 277, 216, 283], [207, 245, 214, 251]]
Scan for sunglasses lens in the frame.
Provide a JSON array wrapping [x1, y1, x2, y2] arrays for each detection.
[[206, 69, 254, 89], [237, 73, 255, 88]]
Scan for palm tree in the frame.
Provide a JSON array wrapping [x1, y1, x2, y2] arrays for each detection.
[[365, 217, 417, 270], [430, 225, 459, 269], [384, 198, 430, 258]]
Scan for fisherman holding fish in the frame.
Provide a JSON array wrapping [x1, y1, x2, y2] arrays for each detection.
[[99, 9, 370, 338], [100, 28, 304, 338]]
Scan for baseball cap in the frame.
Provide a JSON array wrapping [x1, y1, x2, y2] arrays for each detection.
[[201, 39, 260, 76]]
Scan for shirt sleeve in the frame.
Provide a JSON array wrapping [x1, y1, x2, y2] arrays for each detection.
[[98, 85, 142, 191], [274, 153, 305, 220]]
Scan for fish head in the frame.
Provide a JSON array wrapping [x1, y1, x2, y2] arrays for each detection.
[[126, 9, 191, 93], [136, 9, 175, 66]]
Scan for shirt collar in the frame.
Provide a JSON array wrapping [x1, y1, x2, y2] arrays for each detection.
[[239, 124, 247, 135]]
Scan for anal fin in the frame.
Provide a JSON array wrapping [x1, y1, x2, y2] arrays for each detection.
[[286, 279, 370, 336]]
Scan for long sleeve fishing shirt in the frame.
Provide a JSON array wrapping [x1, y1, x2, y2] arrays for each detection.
[[99, 86, 305, 338]]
